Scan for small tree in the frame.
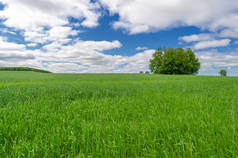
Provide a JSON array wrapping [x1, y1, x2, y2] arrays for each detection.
[[219, 69, 227, 76], [150, 48, 200, 74]]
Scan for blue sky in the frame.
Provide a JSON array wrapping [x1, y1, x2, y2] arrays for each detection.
[[0, 0, 237, 75]]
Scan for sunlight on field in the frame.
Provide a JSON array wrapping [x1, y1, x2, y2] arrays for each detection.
[[0, 72, 237, 157]]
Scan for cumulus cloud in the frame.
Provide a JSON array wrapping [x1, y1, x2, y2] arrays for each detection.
[[196, 50, 238, 75], [38, 40, 153, 73], [0, 37, 25, 50], [0, 0, 101, 29], [0, 38, 38, 67], [179, 33, 233, 50], [219, 29, 238, 38], [46, 62, 87, 73], [74, 40, 122, 51], [179, 34, 214, 43], [0, 35, 154, 73], [193, 39, 231, 50], [0, 53, 34, 61], [23, 26, 80, 45], [99, 0, 238, 35], [0, 0, 101, 73], [0, 0, 100, 46], [27, 43, 38, 47]]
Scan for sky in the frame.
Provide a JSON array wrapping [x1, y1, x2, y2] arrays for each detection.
[[0, 0, 238, 75]]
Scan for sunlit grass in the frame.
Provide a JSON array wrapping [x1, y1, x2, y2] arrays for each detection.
[[0, 72, 237, 157]]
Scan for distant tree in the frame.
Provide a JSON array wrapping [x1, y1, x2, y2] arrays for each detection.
[[219, 69, 227, 76], [139, 71, 144, 74], [145, 71, 150, 74], [150, 48, 200, 74]]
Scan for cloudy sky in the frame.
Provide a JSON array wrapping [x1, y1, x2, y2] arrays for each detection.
[[0, 0, 238, 75]]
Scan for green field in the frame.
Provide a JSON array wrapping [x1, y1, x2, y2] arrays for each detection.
[[0, 71, 238, 157]]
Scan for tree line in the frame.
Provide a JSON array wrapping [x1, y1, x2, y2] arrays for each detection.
[[0, 67, 51, 73]]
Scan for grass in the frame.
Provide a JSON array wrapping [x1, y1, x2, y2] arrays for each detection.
[[0, 71, 238, 157]]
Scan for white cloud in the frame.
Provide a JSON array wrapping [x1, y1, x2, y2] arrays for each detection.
[[219, 29, 238, 38], [0, 28, 16, 34], [27, 43, 38, 47], [23, 26, 80, 45], [193, 39, 231, 50], [46, 62, 87, 73], [0, 38, 38, 67], [179, 33, 234, 51], [0, 52, 34, 61], [136, 46, 148, 51], [0, 0, 100, 29], [99, 0, 238, 35], [0, 0, 100, 45], [196, 50, 238, 75], [179, 34, 213, 43], [48, 26, 79, 41], [0, 37, 25, 50], [75, 40, 122, 51], [0, 35, 154, 73], [38, 40, 153, 73]]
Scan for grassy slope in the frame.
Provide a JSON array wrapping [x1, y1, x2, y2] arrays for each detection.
[[0, 67, 51, 73], [0, 72, 238, 157]]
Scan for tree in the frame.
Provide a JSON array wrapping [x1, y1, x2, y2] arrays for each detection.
[[150, 48, 200, 74], [219, 69, 227, 76]]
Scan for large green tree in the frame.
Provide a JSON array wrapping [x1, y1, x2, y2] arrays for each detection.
[[150, 48, 200, 74]]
